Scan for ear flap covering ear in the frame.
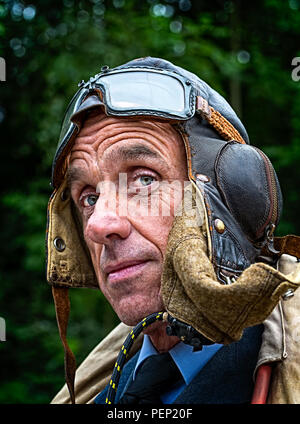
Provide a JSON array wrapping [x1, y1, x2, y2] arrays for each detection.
[[161, 184, 300, 344], [215, 142, 283, 243], [46, 178, 98, 289]]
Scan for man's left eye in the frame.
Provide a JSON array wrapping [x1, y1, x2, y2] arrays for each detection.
[[138, 175, 156, 186]]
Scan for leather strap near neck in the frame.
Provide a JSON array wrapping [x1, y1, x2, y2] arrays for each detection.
[[52, 286, 76, 404]]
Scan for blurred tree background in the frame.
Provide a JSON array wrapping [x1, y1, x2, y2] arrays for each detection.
[[0, 0, 300, 404]]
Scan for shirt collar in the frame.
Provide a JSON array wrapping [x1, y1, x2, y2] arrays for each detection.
[[133, 334, 222, 385]]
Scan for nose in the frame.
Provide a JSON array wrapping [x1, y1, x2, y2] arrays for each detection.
[[85, 197, 131, 245]]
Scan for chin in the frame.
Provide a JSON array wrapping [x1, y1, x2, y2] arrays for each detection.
[[117, 309, 156, 327], [115, 298, 165, 327]]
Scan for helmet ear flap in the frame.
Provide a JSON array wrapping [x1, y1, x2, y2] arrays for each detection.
[[46, 178, 98, 289], [215, 142, 282, 244]]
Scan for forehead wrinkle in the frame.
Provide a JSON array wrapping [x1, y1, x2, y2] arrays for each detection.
[[79, 113, 175, 137], [73, 126, 156, 160], [76, 115, 163, 141], [107, 124, 183, 164], [73, 129, 181, 171], [67, 152, 99, 189], [76, 113, 180, 147], [77, 119, 124, 140], [69, 115, 184, 185]]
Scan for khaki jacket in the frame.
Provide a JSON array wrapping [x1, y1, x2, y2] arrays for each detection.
[[51, 286, 300, 404]]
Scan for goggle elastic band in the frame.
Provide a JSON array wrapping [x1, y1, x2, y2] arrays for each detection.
[[196, 96, 246, 144]]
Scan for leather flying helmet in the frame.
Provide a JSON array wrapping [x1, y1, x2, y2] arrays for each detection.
[[47, 56, 282, 291]]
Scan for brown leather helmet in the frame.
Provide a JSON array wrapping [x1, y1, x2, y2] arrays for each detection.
[[47, 56, 282, 291]]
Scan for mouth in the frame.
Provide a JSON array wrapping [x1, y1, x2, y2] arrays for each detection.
[[104, 260, 150, 283]]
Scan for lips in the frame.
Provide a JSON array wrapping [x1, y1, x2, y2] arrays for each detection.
[[104, 260, 150, 282]]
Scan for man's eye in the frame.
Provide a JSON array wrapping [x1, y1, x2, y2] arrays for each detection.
[[128, 174, 159, 195], [82, 194, 99, 207], [138, 175, 156, 186]]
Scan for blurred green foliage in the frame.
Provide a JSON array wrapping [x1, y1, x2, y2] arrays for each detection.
[[0, 0, 299, 404]]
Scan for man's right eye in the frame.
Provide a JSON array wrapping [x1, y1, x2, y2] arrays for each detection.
[[82, 194, 99, 207]]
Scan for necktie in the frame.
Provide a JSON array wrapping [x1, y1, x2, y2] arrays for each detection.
[[118, 352, 183, 404]]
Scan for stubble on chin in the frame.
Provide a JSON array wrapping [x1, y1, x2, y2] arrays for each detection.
[[109, 289, 165, 327]]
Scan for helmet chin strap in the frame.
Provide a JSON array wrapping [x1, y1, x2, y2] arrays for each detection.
[[51, 289, 166, 405], [52, 286, 76, 404]]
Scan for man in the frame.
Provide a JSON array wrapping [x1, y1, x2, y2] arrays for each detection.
[[48, 57, 300, 404]]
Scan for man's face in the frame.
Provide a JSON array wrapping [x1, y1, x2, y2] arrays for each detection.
[[68, 112, 187, 325]]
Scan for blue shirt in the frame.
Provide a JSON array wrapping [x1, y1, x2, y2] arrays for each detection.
[[133, 335, 222, 403]]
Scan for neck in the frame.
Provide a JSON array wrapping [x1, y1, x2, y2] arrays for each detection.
[[143, 321, 180, 352]]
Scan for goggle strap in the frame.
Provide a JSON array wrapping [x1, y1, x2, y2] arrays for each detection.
[[196, 96, 246, 144]]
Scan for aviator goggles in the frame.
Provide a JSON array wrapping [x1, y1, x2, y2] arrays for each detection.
[[52, 67, 196, 187]]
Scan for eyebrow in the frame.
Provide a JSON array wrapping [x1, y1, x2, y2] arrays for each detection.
[[66, 144, 168, 188], [111, 144, 169, 172], [66, 166, 86, 189], [113, 144, 160, 160]]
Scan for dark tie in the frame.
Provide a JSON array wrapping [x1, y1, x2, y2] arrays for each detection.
[[118, 352, 183, 404]]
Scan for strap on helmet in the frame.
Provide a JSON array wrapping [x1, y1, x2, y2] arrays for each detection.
[[196, 96, 246, 144], [52, 286, 76, 404]]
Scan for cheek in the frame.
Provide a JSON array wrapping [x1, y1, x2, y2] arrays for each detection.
[[127, 183, 184, 254], [132, 213, 175, 257], [153, 216, 175, 254], [84, 232, 104, 278]]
